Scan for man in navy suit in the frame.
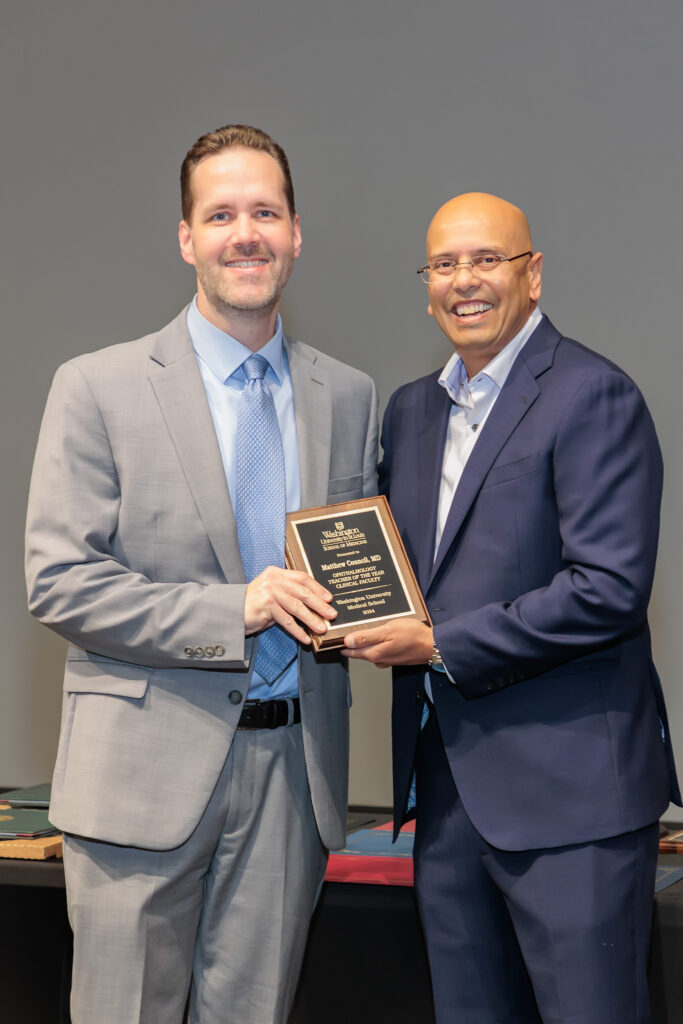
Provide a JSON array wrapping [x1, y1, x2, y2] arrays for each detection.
[[344, 193, 680, 1023]]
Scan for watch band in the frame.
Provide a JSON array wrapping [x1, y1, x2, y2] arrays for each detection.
[[428, 641, 446, 673]]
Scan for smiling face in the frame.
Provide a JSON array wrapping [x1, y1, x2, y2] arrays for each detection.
[[178, 146, 302, 343], [425, 193, 543, 377]]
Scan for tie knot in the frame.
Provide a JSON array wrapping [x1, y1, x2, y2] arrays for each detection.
[[243, 354, 269, 382]]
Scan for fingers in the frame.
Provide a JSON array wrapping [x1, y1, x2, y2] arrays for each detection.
[[342, 620, 434, 667], [341, 642, 392, 666], [342, 645, 391, 666], [244, 567, 337, 643], [341, 626, 393, 666], [342, 627, 387, 651]]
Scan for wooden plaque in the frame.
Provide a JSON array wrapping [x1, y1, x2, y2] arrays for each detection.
[[286, 495, 430, 651]]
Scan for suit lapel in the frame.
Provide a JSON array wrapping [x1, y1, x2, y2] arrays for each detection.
[[148, 311, 245, 584], [286, 336, 332, 509], [428, 320, 557, 592], [413, 379, 452, 593]]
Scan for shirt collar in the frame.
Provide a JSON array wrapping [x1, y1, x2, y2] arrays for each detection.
[[438, 307, 543, 403], [187, 296, 285, 384]]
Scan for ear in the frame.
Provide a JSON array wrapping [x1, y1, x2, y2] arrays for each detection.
[[528, 251, 543, 303], [178, 220, 196, 267], [292, 213, 302, 260], [427, 304, 434, 317]]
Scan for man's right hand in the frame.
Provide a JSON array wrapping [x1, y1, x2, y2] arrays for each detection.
[[244, 567, 336, 645]]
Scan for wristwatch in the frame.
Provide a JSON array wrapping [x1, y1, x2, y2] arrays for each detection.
[[428, 642, 446, 673]]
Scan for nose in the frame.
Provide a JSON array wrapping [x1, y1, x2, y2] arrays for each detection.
[[451, 262, 478, 289], [233, 212, 260, 247]]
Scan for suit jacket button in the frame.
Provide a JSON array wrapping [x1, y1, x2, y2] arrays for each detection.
[[229, 690, 243, 705], [215, 645, 225, 657], [205, 646, 215, 657], [194, 646, 205, 658], [184, 646, 194, 657], [416, 690, 422, 703]]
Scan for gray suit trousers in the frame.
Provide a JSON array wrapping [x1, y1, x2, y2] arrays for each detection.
[[63, 723, 327, 1024]]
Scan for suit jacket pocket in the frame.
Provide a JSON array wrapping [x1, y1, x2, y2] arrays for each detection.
[[64, 650, 151, 699], [481, 452, 540, 490], [327, 473, 363, 502]]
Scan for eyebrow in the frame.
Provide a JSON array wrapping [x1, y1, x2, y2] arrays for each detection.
[[429, 247, 502, 259], [202, 197, 286, 214]]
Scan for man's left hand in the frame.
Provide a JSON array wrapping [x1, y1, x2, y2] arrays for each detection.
[[342, 620, 434, 669]]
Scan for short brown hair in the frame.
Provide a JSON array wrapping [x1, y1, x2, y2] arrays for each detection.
[[180, 124, 295, 222]]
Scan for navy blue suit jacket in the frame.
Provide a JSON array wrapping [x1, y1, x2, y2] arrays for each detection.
[[383, 315, 680, 850]]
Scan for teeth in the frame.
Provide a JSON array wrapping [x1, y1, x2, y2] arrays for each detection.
[[455, 302, 492, 317], [225, 259, 268, 268]]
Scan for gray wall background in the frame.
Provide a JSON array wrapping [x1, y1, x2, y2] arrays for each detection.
[[1, 0, 681, 814]]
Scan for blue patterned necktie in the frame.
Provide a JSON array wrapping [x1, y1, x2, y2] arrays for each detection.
[[235, 353, 297, 684]]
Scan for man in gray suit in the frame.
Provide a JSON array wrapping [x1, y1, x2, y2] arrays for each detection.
[[25, 124, 378, 1024]]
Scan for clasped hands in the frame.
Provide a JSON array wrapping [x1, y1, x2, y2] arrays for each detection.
[[244, 566, 434, 666]]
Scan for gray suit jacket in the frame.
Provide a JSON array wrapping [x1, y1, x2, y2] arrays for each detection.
[[25, 309, 378, 852]]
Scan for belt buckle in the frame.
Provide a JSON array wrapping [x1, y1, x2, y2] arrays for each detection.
[[240, 699, 261, 730], [239, 697, 297, 730]]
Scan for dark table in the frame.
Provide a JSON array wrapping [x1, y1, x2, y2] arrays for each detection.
[[1, 858, 73, 1024], [2, 846, 683, 1023]]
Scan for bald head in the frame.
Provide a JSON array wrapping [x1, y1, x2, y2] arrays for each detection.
[[427, 192, 533, 258], [424, 192, 543, 377]]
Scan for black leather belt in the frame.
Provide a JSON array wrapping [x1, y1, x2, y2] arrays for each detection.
[[237, 697, 301, 730]]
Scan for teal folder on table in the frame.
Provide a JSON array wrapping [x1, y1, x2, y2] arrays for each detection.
[[0, 806, 57, 838], [0, 782, 51, 808]]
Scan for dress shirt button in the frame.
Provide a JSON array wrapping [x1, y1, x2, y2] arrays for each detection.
[[205, 646, 215, 658], [194, 646, 205, 658], [184, 646, 194, 657], [228, 690, 243, 705], [215, 645, 225, 657]]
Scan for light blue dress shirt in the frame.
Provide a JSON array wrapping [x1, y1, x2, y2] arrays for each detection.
[[408, 308, 544, 810], [428, 306, 543, 699], [187, 298, 301, 700], [435, 307, 543, 557]]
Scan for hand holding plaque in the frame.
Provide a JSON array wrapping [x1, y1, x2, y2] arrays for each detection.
[[285, 496, 431, 651]]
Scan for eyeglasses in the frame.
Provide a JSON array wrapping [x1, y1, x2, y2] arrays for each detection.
[[416, 251, 532, 284]]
